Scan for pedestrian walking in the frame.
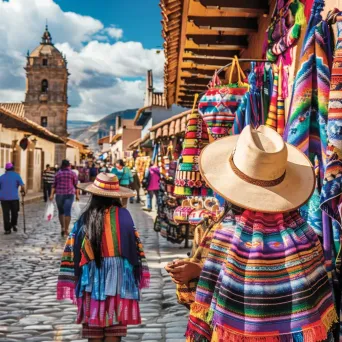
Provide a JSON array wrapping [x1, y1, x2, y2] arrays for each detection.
[[89, 163, 98, 182], [111, 159, 133, 208], [49, 160, 79, 237], [99, 162, 109, 173], [42, 164, 55, 202], [142, 163, 160, 212], [129, 167, 141, 204], [57, 173, 150, 342], [0, 163, 25, 234]]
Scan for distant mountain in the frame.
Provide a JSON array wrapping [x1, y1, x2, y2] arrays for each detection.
[[67, 120, 94, 132], [68, 109, 137, 153]]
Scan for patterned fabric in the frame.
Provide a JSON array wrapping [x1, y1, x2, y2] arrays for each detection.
[[321, 14, 342, 227], [284, 14, 334, 237], [82, 323, 128, 338], [265, 0, 306, 62], [42, 170, 55, 184], [198, 59, 249, 140], [186, 214, 236, 342], [174, 112, 213, 197], [210, 210, 337, 341], [187, 210, 337, 342], [53, 168, 78, 195], [57, 206, 150, 328], [265, 62, 285, 135]]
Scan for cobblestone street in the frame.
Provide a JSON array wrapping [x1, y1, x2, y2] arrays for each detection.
[[0, 195, 190, 342]]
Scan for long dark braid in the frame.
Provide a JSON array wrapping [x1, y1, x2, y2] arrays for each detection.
[[80, 195, 122, 268]]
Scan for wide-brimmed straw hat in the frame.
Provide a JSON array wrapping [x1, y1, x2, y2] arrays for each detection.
[[78, 173, 135, 198], [199, 125, 315, 213]]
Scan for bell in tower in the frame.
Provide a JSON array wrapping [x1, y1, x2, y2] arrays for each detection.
[[24, 25, 70, 165]]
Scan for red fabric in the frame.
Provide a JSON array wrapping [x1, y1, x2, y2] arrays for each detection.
[[304, 0, 314, 21]]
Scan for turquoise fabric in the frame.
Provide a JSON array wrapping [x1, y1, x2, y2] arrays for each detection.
[[111, 167, 133, 186]]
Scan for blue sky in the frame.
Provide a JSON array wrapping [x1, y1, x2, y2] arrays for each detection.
[[0, 0, 165, 121], [55, 0, 163, 49]]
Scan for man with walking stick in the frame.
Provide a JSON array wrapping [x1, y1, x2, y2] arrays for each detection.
[[0, 163, 26, 234]]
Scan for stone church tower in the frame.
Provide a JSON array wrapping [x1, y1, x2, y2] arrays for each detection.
[[24, 26, 69, 165]]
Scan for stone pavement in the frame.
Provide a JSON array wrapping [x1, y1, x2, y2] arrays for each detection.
[[0, 195, 191, 341]]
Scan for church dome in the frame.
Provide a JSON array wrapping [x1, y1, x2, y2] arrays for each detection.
[[29, 25, 64, 59]]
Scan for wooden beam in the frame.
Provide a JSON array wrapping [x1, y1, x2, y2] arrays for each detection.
[[188, 16, 257, 33], [198, 0, 269, 14], [181, 61, 221, 70], [181, 68, 215, 77], [181, 71, 212, 79], [187, 34, 248, 47], [188, 0, 263, 18], [181, 77, 210, 85], [185, 21, 252, 36], [182, 57, 228, 66], [183, 50, 240, 59], [185, 39, 247, 50]]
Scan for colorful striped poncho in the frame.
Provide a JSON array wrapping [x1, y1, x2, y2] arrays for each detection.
[[283, 6, 333, 237], [187, 210, 337, 342], [57, 206, 150, 327]]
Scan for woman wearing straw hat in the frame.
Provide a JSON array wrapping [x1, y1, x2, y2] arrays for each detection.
[[57, 173, 150, 342], [184, 125, 337, 342]]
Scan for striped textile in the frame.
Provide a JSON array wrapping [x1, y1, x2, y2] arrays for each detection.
[[42, 170, 55, 184], [265, 63, 285, 135], [174, 112, 213, 197], [321, 14, 342, 226], [186, 214, 237, 342], [214, 211, 336, 341], [186, 210, 337, 342], [82, 323, 128, 339], [284, 16, 333, 238]]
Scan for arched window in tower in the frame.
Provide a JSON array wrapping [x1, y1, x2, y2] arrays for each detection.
[[42, 59, 48, 66], [41, 79, 48, 93]]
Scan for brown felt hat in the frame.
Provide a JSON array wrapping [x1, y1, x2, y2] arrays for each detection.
[[78, 173, 134, 198], [199, 125, 315, 213]]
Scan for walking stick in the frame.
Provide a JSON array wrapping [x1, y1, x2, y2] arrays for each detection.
[[21, 192, 26, 234]]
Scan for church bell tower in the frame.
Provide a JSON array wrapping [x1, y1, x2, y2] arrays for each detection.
[[24, 25, 69, 164]]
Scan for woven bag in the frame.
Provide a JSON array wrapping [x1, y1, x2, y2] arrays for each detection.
[[198, 56, 249, 140]]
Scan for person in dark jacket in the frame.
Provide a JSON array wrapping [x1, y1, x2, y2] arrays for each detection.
[[129, 167, 141, 204]]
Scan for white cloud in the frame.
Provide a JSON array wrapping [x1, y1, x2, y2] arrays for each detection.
[[104, 26, 123, 40], [0, 0, 165, 121]]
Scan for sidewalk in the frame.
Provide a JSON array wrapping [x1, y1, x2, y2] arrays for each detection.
[[0, 195, 191, 341]]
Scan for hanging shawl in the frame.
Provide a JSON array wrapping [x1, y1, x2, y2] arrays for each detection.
[[321, 13, 342, 229], [265, 62, 286, 135], [283, 2, 334, 237], [261, 62, 274, 123], [231, 63, 262, 134]]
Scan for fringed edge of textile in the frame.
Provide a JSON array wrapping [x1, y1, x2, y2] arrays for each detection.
[[56, 282, 76, 304], [190, 302, 211, 323], [185, 314, 211, 342], [211, 305, 338, 342], [135, 229, 150, 289]]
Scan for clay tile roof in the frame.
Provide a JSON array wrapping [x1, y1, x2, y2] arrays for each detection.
[[98, 136, 110, 145], [0, 103, 25, 117], [127, 138, 142, 151], [149, 109, 191, 139], [152, 92, 166, 107], [160, 0, 183, 108]]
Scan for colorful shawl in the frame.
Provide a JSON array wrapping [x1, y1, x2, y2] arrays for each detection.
[[265, 62, 285, 135], [209, 210, 337, 342], [284, 6, 333, 237], [57, 206, 150, 327], [186, 214, 237, 342]]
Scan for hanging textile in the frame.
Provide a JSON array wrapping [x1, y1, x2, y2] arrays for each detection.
[[284, 5, 334, 237], [265, 62, 286, 135], [321, 13, 342, 228], [265, 0, 306, 63], [231, 62, 262, 134], [261, 62, 274, 123]]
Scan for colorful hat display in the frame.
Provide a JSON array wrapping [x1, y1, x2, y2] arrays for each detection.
[[174, 111, 213, 197], [78, 172, 135, 198]]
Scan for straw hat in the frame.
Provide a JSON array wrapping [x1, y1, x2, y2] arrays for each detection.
[[199, 125, 315, 213], [78, 173, 135, 198]]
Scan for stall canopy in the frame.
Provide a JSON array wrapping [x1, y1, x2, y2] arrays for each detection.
[[161, 0, 269, 108], [149, 109, 191, 140]]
